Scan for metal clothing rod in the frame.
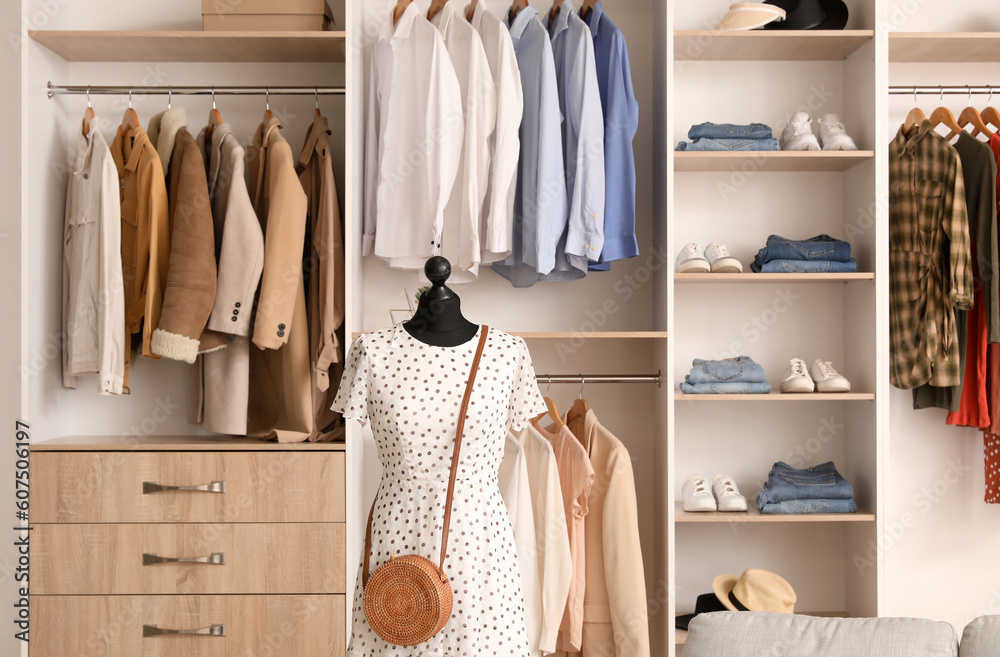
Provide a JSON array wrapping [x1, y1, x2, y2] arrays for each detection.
[[47, 82, 345, 99], [889, 85, 1000, 95], [535, 372, 662, 386]]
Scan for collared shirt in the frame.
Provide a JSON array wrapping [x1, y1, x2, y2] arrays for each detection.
[[364, 1, 464, 267], [547, 0, 605, 271], [582, 0, 639, 270], [468, 0, 523, 266], [429, 1, 496, 282], [889, 120, 974, 389], [493, 5, 567, 287], [63, 119, 126, 395]]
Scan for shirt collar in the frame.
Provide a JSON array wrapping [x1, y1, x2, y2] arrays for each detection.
[[893, 119, 934, 154], [298, 114, 331, 169], [382, 0, 420, 46], [468, 0, 485, 29], [208, 122, 234, 189], [548, 0, 572, 38], [505, 5, 538, 39], [118, 124, 150, 173], [72, 123, 96, 176], [430, 1, 458, 33], [582, 0, 602, 36]]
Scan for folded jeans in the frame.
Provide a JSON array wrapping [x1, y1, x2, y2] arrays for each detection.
[[754, 234, 853, 263], [685, 356, 768, 384], [680, 381, 772, 394], [759, 498, 858, 514], [675, 138, 780, 152], [750, 258, 859, 273], [687, 122, 774, 140], [757, 461, 855, 506]]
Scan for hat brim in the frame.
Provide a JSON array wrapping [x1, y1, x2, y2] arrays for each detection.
[[712, 574, 740, 612], [676, 613, 697, 630], [814, 0, 848, 29]]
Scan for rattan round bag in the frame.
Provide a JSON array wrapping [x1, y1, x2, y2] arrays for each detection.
[[361, 327, 489, 646]]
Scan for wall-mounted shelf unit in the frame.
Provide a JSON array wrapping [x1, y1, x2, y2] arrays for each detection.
[[675, 392, 876, 402], [675, 503, 875, 523], [674, 30, 874, 62], [675, 273, 875, 284], [674, 151, 876, 172]]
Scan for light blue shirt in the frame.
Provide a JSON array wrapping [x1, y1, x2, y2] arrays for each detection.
[[493, 6, 567, 288], [583, 1, 639, 271], [543, 0, 605, 282]]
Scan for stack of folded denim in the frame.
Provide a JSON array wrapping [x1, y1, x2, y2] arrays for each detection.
[[680, 356, 771, 394], [750, 234, 858, 274], [675, 122, 779, 152], [757, 461, 857, 514]]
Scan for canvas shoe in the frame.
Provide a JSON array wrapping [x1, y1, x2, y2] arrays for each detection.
[[713, 474, 748, 512], [705, 243, 743, 273], [780, 357, 814, 393], [683, 474, 717, 512], [817, 114, 859, 151], [780, 111, 821, 151], [810, 359, 851, 393], [677, 243, 710, 274]]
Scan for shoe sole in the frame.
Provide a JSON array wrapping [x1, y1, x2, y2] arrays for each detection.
[[683, 501, 717, 512], [717, 503, 748, 512], [677, 261, 710, 274], [780, 386, 814, 393], [816, 385, 851, 393], [712, 265, 742, 273]]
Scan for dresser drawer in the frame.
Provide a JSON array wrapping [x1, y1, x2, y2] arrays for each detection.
[[30, 594, 346, 657], [33, 523, 345, 595], [31, 451, 344, 523]]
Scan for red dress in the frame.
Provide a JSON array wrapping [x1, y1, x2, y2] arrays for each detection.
[[982, 134, 1000, 502]]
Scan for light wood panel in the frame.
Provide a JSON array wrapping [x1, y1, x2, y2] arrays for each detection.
[[675, 392, 875, 401], [674, 151, 876, 173], [675, 502, 874, 523], [889, 32, 1000, 63], [30, 435, 346, 451], [31, 452, 344, 523], [675, 30, 874, 61], [675, 273, 874, 284], [32, 523, 345, 595], [29, 594, 345, 657], [28, 30, 346, 62]]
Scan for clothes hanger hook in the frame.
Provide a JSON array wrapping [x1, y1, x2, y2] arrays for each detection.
[[578, 376, 586, 399], [315, 86, 319, 110], [939, 85, 944, 105], [913, 85, 917, 108], [989, 87, 994, 107], [266, 86, 270, 111], [167, 85, 172, 110], [545, 376, 552, 394], [212, 86, 216, 110], [968, 85, 973, 106], [86, 85, 91, 108], [128, 85, 132, 109]]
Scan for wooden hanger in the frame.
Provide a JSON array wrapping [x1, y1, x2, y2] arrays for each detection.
[[580, 0, 597, 20], [81, 85, 94, 137], [532, 378, 565, 428], [983, 88, 1000, 135], [206, 86, 222, 140], [393, 0, 413, 24], [548, 0, 562, 28], [120, 86, 140, 129], [427, 0, 448, 21], [508, 0, 529, 21], [465, 0, 478, 21], [903, 88, 927, 136], [565, 377, 590, 425], [930, 86, 962, 140], [950, 87, 994, 140]]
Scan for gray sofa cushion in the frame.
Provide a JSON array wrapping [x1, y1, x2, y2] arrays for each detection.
[[684, 612, 958, 657], [960, 616, 1000, 657]]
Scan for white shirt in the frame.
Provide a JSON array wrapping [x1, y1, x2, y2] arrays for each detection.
[[63, 119, 126, 395], [468, 0, 523, 266], [511, 422, 573, 653], [364, 1, 464, 268], [429, 1, 496, 282]]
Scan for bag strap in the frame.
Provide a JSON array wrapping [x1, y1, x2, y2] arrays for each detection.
[[363, 326, 490, 588]]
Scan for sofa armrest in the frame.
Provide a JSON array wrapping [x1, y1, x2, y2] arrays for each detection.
[[960, 616, 1000, 657]]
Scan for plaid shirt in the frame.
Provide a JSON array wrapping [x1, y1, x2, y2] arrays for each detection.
[[890, 121, 974, 389]]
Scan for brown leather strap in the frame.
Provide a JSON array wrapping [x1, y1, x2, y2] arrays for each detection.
[[363, 326, 490, 589]]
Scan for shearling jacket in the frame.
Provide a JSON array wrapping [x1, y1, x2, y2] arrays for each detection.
[[196, 123, 264, 435], [111, 121, 170, 390], [246, 115, 312, 442], [297, 115, 345, 441], [148, 107, 218, 364]]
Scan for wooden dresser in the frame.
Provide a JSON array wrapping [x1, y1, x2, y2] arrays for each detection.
[[29, 436, 347, 657]]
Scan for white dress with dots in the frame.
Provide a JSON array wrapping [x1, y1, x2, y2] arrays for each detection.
[[332, 324, 548, 656]]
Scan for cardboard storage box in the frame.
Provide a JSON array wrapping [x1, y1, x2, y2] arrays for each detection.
[[202, 0, 335, 31]]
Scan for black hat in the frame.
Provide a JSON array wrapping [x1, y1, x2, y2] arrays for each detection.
[[676, 593, 729, 631], [764, 0, 849, 30], [814, 0, 848, 29]]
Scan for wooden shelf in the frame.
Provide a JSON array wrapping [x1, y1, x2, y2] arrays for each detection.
[[675, 30, 873, 61], [675, 151, 875, 172], [676, 502, 874, 523], [29, 30, 346, 62], [675, 392, 874, 401], [675, 611, 850, 644], [353, 331, 668, 340], [889, 32, 1000, 63], [30, 436, 346, 451], [676, 273, 873, 283]]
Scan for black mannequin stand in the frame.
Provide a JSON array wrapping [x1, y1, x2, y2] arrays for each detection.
[[403, 257, 479, 347]]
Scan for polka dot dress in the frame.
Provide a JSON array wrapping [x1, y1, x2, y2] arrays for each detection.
[[985, 432, 1000, 503], [332, 324, 548, 656]]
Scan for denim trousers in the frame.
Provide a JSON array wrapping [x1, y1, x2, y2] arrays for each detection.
[[755, 234, 853, 263], [688, 122, 773, 140], [756, 461, 854, 506], [679, 381, 772, 394], [751, 258, 859, 274], [759, 498, 858, 514], [676, 138, 780, 152], [685, 357, 768, 384]]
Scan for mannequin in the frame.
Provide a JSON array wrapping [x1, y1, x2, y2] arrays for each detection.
[[403, 257, 480, 347]]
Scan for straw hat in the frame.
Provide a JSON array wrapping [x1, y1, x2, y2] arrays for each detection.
[[715, 3, 787, 31], [712, 568, 797, 613]]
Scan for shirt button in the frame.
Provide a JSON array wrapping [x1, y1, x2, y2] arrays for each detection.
[[231, 316, 238, 322], [278, 330, 285, 337], [83, 173, 89, 179], [584, 244, 590, 249], [233, 309, 239, 316], [278, 323, 286, 330], [235, 302, 241, 308]]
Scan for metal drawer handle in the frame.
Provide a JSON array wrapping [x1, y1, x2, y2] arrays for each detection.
[[142, 480, 225, 494], [143, 623, 225, 637], [143, 552, 226, 566]]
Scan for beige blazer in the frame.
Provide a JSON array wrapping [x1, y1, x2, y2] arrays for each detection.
[[564, 409, 650, 657]]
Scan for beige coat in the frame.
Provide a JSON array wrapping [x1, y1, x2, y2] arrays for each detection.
[[246, 115, 312, 442], [564, 409, 650, 657], [196, 123, 264, 435], [148, 108, 218, 363], [297, 115, 345, 441]]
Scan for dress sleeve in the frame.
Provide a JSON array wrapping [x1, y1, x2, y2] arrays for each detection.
[[331, 336, 370, 426], [507, 337, 547, 432]]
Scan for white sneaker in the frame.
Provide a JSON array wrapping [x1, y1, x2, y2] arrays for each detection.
[[780, 357, 814, 393], [712, 474, 748, 512], [780, 111, 821, 151], [683, 474, 716, 512], [677, 243, 710, 274], [705, 243, 743, 273], [810, 359, 851, 393], [817, 114, 858, 151]]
